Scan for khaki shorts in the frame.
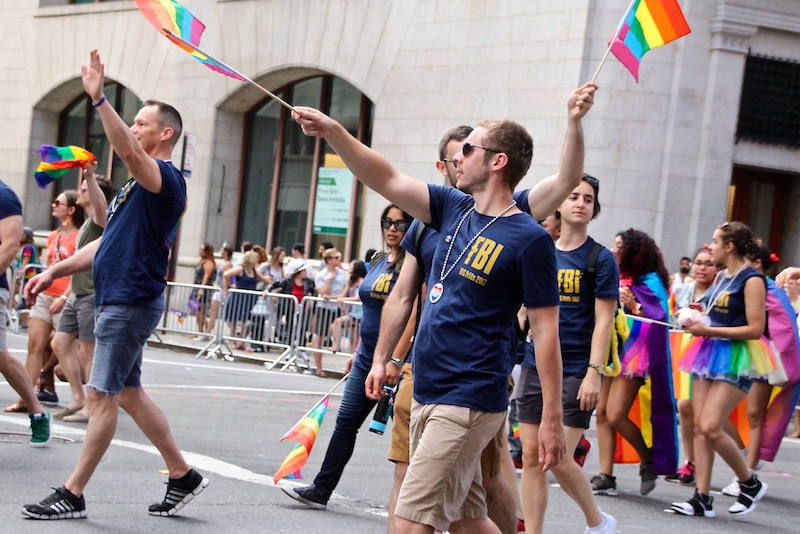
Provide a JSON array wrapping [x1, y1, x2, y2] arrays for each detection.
[[395, 401, 506, 531], [388, 362, 413, 463], [30, 293, 63, 328]]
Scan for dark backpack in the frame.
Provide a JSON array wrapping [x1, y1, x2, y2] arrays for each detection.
[[583, 241, 625, 368]]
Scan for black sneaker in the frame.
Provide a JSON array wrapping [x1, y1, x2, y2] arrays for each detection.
[[640, 460, 658, 495], [670, 491, 715, 517], [148, 469, 209, 517], [728, 475, 767, 515], [22, 486, 87, 520], [281, 484, 328, 510], [37, 389, 59, 407], [590, 473, 618, 496]]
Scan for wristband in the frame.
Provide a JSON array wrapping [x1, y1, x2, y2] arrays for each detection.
[[587, 363, 604, 375], [60, 295, 68, 302], [388, 357, 404, 369], [91, 95, 106, 108]]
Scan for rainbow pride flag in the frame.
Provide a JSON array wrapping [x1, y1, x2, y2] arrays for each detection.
[[610, 0, 691, 82], [34, 145, 96, 189], [273, 397, 329, 483], [136, 0, 248, 82], [135, 0, 205, 45], [613, 273, 678, 475]]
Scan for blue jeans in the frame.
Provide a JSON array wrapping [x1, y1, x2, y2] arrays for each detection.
[[313, 365, 377, 498], [89, 296, 163, 394]]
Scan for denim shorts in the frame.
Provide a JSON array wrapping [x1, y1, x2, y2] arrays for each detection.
[[88, 296, 163, 394]]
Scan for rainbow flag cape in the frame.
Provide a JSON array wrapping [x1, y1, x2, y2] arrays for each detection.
[[759, 279, 800, 461], [135, 0, 248, 82], [273, 396, 329, 483], [610, 0, 691, 82], [669, 329, 692, 400], [34, 145, 96, 189], [614, 273, 678, 475]]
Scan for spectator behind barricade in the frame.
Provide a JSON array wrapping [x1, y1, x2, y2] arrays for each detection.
[[13, 226, 39, 329], [311, 247, 347, 376], [223, 250, 271, 350], [269, 258, 316, 347], [4, 190, 84, 413], [252, 244, 268, 267], [670, 256, 692, 290], [259, 246, 285, 288], [318, 241, 334, 260], [364, 248, 376, 272], [292, 243, 313, 278], [206, 242, 233, 336], [191, 242, 216, 337], [328, 260, 367, 353]]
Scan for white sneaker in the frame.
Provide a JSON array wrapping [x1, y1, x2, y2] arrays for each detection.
[[721, 477, 740, 497], [585, 510, 616, 533]]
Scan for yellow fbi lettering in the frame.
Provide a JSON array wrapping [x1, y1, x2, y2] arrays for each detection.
[[558, 268, 581, 302], [371, 273, 394, 294], [463, 237, 504, 275]]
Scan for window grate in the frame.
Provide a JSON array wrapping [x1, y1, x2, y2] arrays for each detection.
[[736, 52, 800, 148]]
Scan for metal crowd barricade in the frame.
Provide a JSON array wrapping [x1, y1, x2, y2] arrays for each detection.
[[286, 296, 363, 373], [157, 282, 220, 357], [210, 288, 301, 368], [8, 263, 47, 333]]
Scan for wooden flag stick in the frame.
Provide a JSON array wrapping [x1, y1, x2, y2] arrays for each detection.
[[624, 312, 674, 329], [591, 0, 638, 84], [163, 30, 295, 112]]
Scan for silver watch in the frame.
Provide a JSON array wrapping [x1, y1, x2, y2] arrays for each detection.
[[388, 357, 404, 369]]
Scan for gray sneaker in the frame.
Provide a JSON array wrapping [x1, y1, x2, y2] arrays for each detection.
[[29, 409, 51, 447], [591, 473, 617, 496], [640, 460, 658, 495]]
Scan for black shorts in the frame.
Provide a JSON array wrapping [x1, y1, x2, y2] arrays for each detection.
[[516, 366, 594, 429]]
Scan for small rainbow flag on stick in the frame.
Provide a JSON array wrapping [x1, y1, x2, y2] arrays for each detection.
[[34, 145, 96, 189], [135, 0, 294, 110], [593, 0, 691, 83], [273, 397, 329, 483]]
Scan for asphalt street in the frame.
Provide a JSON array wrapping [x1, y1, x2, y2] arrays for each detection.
[[1, 330, 799, 533]]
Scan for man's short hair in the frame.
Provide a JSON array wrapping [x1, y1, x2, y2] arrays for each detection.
[[143, 100, 183, 148], [322, 248, 340, 262], [438, 125, 473, 161], [476, 119, 533, 189], [321, 241, 334, 251], [293, 243, 305, 255]]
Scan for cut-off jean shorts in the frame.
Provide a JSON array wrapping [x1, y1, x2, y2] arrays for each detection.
[[88, 296, 163, 394]]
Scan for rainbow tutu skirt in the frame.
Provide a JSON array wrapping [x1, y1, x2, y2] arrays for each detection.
[[678, 336, 776, 381]]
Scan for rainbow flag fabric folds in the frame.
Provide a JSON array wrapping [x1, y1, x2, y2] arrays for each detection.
[[273, 397, 329, 483], [34, 145, 96, 189], [610, 0, 691, 82], [135, 0, 205, 45], [614, 273, 678, 475], [135, 0, 248, 83]]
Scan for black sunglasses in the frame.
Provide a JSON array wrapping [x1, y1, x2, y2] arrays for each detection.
[[462, 142, 501, 157], [381, 218, 410, 232], [582, 174, 599, 192]]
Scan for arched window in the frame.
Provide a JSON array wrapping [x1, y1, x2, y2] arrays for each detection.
[[57, 82, 142, 197], [239, 75, 372, 261]]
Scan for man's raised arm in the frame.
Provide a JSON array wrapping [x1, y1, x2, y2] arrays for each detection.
[[527, 82, 597, 221], [293, 107, 431, 224], [82, 49, 163, 194]]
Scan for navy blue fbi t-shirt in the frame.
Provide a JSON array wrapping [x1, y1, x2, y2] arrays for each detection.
[[0, 181, 23, 290], [353, 253, 402, 372], [706, 265, 765, 328], [93, 160, 186, 305], [524, 238, 619, 375], [413, 185, 559, 413]]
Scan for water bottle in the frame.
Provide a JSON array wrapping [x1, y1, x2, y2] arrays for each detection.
[[369, 384, 394, 435]]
